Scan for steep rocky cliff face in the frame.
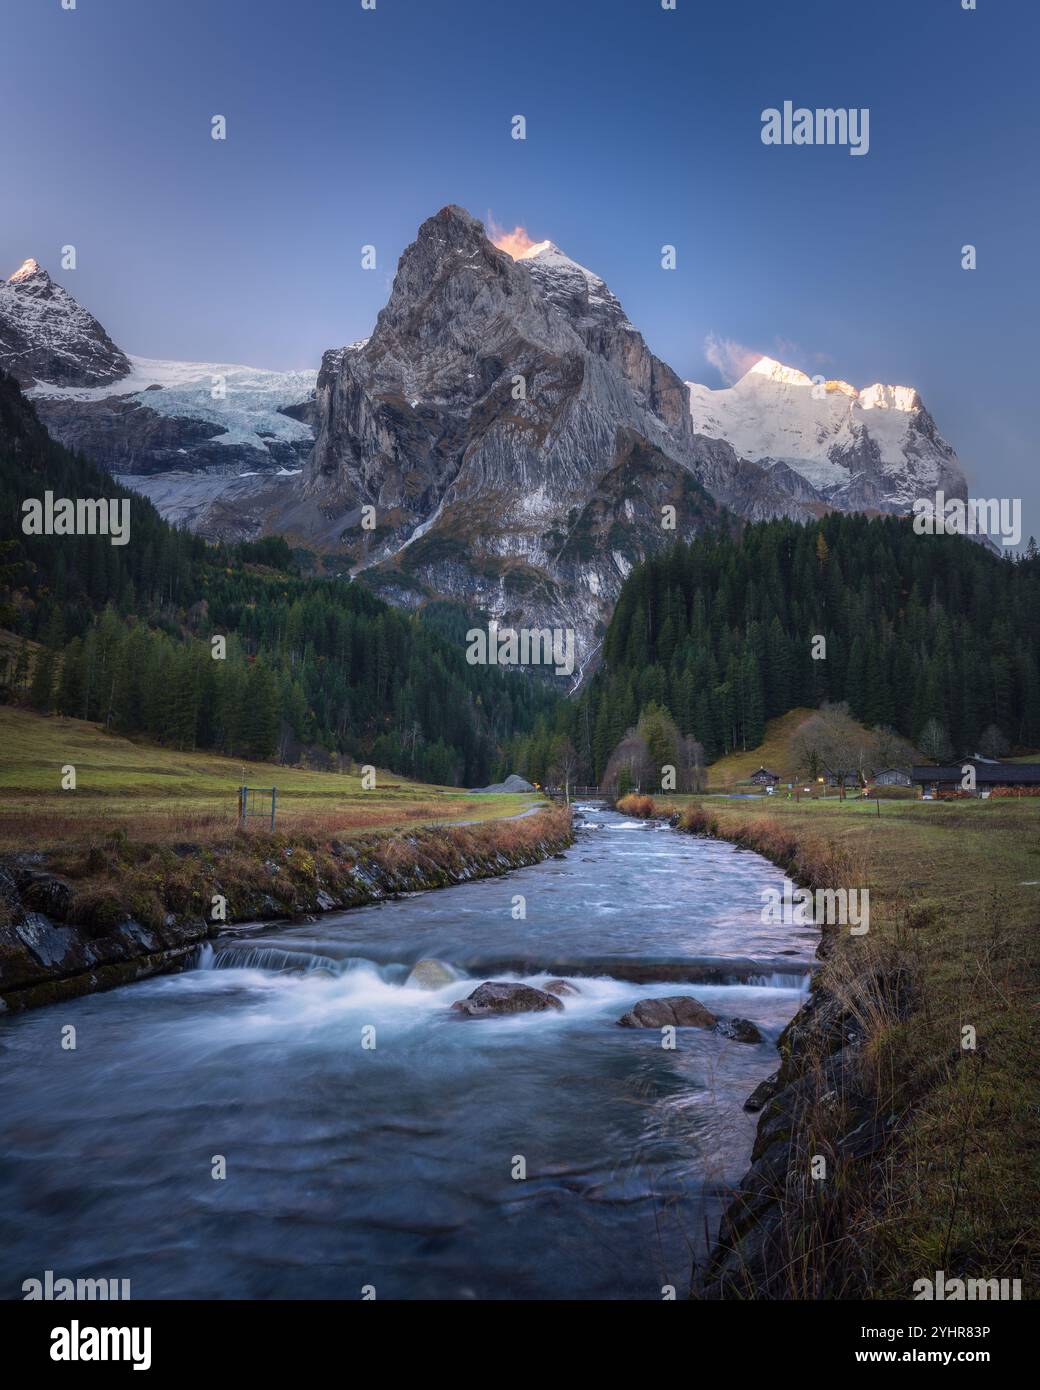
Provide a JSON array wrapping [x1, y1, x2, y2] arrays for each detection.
[[280, 206, 806, 662]]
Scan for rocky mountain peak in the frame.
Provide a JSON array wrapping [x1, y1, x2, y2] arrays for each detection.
[[361, 205, 546, 376], [290, 205, 812, 666], [0, 208, 973, 683], [0, 258, 130, 388], [8, 258, 47, 284]]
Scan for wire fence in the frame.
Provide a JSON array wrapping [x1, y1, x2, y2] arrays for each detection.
[[238, 785, 277, 831]]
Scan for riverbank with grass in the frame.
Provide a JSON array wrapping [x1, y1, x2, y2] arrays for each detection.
[[621, 791, 1040, 1299], [0, 706, 571, 1013]]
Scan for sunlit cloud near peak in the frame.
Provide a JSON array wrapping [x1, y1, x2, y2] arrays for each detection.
[[488, 220, 548, 261]]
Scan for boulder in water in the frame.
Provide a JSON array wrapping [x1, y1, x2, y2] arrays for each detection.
[[743, 1069, 782, 1112], [617, 995, 717, 1029], [543, 978, 581, 997], [451, 981, 564, 1017], [715, 1017, 764, 1044], [405, 958, 459, 990]]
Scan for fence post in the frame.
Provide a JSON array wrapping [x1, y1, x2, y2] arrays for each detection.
[[239, 785, 247, 829], [270, 786, 277, 832]]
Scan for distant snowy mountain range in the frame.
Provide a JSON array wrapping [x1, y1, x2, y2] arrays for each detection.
[[0, 220, 971, 660], [687, 355, 966, 514]]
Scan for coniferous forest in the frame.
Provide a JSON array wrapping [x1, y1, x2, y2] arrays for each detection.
[[0, 372, 558, 785], [504, 514, 1040, 786]]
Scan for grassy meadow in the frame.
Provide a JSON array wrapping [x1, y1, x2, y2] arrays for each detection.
[[0, 705, 538, 851]]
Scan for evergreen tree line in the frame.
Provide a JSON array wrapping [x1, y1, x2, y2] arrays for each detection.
[[506, 514, 1040, 785], [0, 372, 559, 784]]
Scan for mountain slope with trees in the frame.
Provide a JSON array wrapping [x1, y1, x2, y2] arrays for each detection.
[[509, 514, 1040, 787], [0, 371, 559, 784]]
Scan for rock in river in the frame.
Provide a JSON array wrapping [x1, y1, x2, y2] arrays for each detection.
[[617, 996, 717, 1029], [405, 958, 459, 990], [543, 978, 581, 997], [743, 1069, 782, 1112], [451, 981, 564, 1017], [715, 1017, 764, 1045]]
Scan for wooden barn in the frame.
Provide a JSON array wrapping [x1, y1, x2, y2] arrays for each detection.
[[872, 767, 912, 787], [911, 761, 1040, 796], [749, 766, 781, 786]]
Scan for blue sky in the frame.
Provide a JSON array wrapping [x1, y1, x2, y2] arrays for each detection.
[[3, 0, 1038, 537]]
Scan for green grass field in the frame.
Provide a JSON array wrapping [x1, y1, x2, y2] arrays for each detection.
[[0, 706, 538, 850]]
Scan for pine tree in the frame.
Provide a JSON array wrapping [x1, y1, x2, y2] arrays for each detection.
[[56, 637, 87, 717], [28, 611, 65, 712]]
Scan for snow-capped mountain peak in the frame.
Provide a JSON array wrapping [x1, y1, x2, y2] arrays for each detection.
[[747, 354, 813, 387], [0, 257, 130, 388], [514, 236, 634, 334], [512, 238, 555, 261], [858, 381, 920, 412], [746, 354, 860, 397], [0, 258, 318, 480], [522, 239, 606, 286], [521, 240, 589, 275], [687, 355, 966, 511], [9, 257, 45, 284]]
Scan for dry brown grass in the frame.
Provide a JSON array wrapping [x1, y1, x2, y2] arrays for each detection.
[[36, 804, 573, 934], [678, 805, 869, 893], [616, 793, 657, 818], [0, 706, 537, 852], [0, 799, 531, 852]]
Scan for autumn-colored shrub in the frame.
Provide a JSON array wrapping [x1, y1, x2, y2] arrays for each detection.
[[616, 793, 656, 817], [679, 805, 718, 837]]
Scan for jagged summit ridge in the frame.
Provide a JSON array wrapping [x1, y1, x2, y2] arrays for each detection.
[[9, 258, 44, 284]]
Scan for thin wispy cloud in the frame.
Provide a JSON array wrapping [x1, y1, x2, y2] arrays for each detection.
[[704, 333, 761, 385], [704, 333, 832, 384]]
